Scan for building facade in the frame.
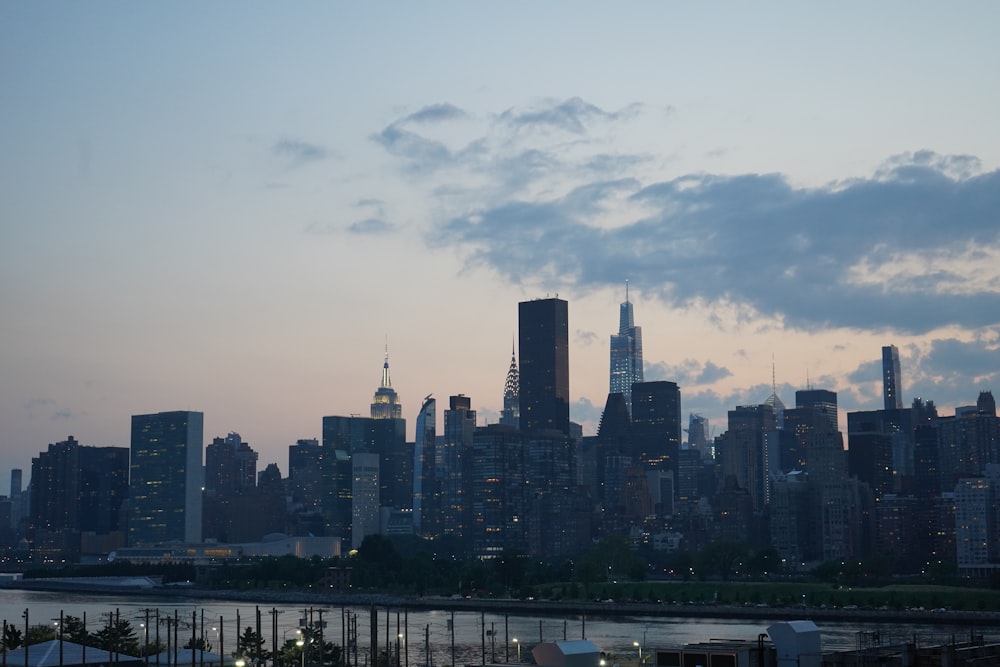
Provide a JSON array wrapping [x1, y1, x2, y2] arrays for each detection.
[[518, 298, 569, 437], [609, 287, 643, 412], [129, 411, 204, 546]]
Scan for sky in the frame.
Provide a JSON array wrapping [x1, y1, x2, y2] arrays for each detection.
[[2, 2, 1000, 489]]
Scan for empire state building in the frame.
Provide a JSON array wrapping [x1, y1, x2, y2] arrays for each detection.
[[371, 349, 402, 419]]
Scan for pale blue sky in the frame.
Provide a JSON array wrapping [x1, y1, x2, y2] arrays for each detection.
[[2, 2, 999, 484]]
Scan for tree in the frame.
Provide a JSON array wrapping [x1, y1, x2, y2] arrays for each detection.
[[141, 640, 166, 658], [184, 636, 213, 652], [92, 616, 139, 656], [235, 626, 267, 664], [25, 624, 56, 646], [61, 615, 90, 645], [578, 535, 645, 583], [696, 541, 750, 580], [3, 624, 23, 651]]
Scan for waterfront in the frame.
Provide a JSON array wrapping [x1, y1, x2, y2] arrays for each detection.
[[2, 590, 999, 663]]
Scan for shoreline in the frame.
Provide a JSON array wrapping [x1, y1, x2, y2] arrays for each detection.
[[5, 580, 1000, 628]]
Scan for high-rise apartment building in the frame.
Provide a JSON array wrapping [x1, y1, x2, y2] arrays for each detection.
[[129, 411, 204, 546], [883, 345, 904, 410], [205, 432, 258, 494], [29, 436, 129, 561], [413, 396, 437, 537], [518, 298, 569, 437], [470, 423, 526, 558], [288, 438, 323, 512], [203, 433, 265, 544], [955, 465, 1000, 578], [440, 395, 476, 537], [351, 452, 381, 549], [609, 285, 643, 412], [719, 403, 777, 513]]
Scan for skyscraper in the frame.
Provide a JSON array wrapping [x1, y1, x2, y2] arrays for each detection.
[[782, 388, 840, 472], [719, 403, 777, 513], [205, 432, 258, 494], [10, 469, 22, 499], [413, 395, 437, 536], [499, 343, 520, 429], [288, 438, 323, 514], [609, 283, 643, 411], [630, 380, 681, 473], [129, 410, 204, 546], [29, 436, 129, 561], [883, 345, 904, 410], [440, 395, 476, 537], [518, 298, 569, 437], [371, 347, 402, 420], [470, 423, 526, 558], [322, 407, 411, 550]]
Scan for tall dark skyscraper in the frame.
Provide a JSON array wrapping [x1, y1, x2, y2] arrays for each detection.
[[518, 297, 569, 437], [784, 389, 840, 473], [883, 345, 903, 410], [795, 389, 839, 432], [288, 438, 323, 514], [440, 395, 476, 537], [609, 283, 643, 412], [10, 469, 22, 499], [129, 410, 204, 546], [630, 380, 681, 472]]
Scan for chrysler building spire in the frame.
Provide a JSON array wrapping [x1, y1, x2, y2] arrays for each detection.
[[500, 336, 520, 428]]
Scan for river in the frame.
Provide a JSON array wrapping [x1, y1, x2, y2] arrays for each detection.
[[1, 590, 996, 663]]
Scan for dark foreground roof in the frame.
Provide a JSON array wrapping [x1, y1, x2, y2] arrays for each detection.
[[3, 640, 143, 667]]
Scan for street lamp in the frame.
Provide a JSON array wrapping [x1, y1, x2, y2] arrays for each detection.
[[512, 638, 520, 663], [633, 642, 640, 664], [296, 639, 305, 667]]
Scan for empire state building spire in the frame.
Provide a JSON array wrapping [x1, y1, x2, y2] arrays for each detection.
[[371, 344, 402, 419]]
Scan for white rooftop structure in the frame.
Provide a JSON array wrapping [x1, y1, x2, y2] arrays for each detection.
[[767, 620, 821, 667], [532, 640, 601, 667]]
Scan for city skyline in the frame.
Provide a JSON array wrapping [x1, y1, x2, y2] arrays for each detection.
[[3, 3, 1000, 485]]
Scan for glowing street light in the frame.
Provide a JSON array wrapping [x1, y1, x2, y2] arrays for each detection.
[[512, 638, 520, 663]]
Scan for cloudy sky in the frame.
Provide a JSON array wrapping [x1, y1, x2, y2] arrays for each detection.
[[2, 3, 999, 487]]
